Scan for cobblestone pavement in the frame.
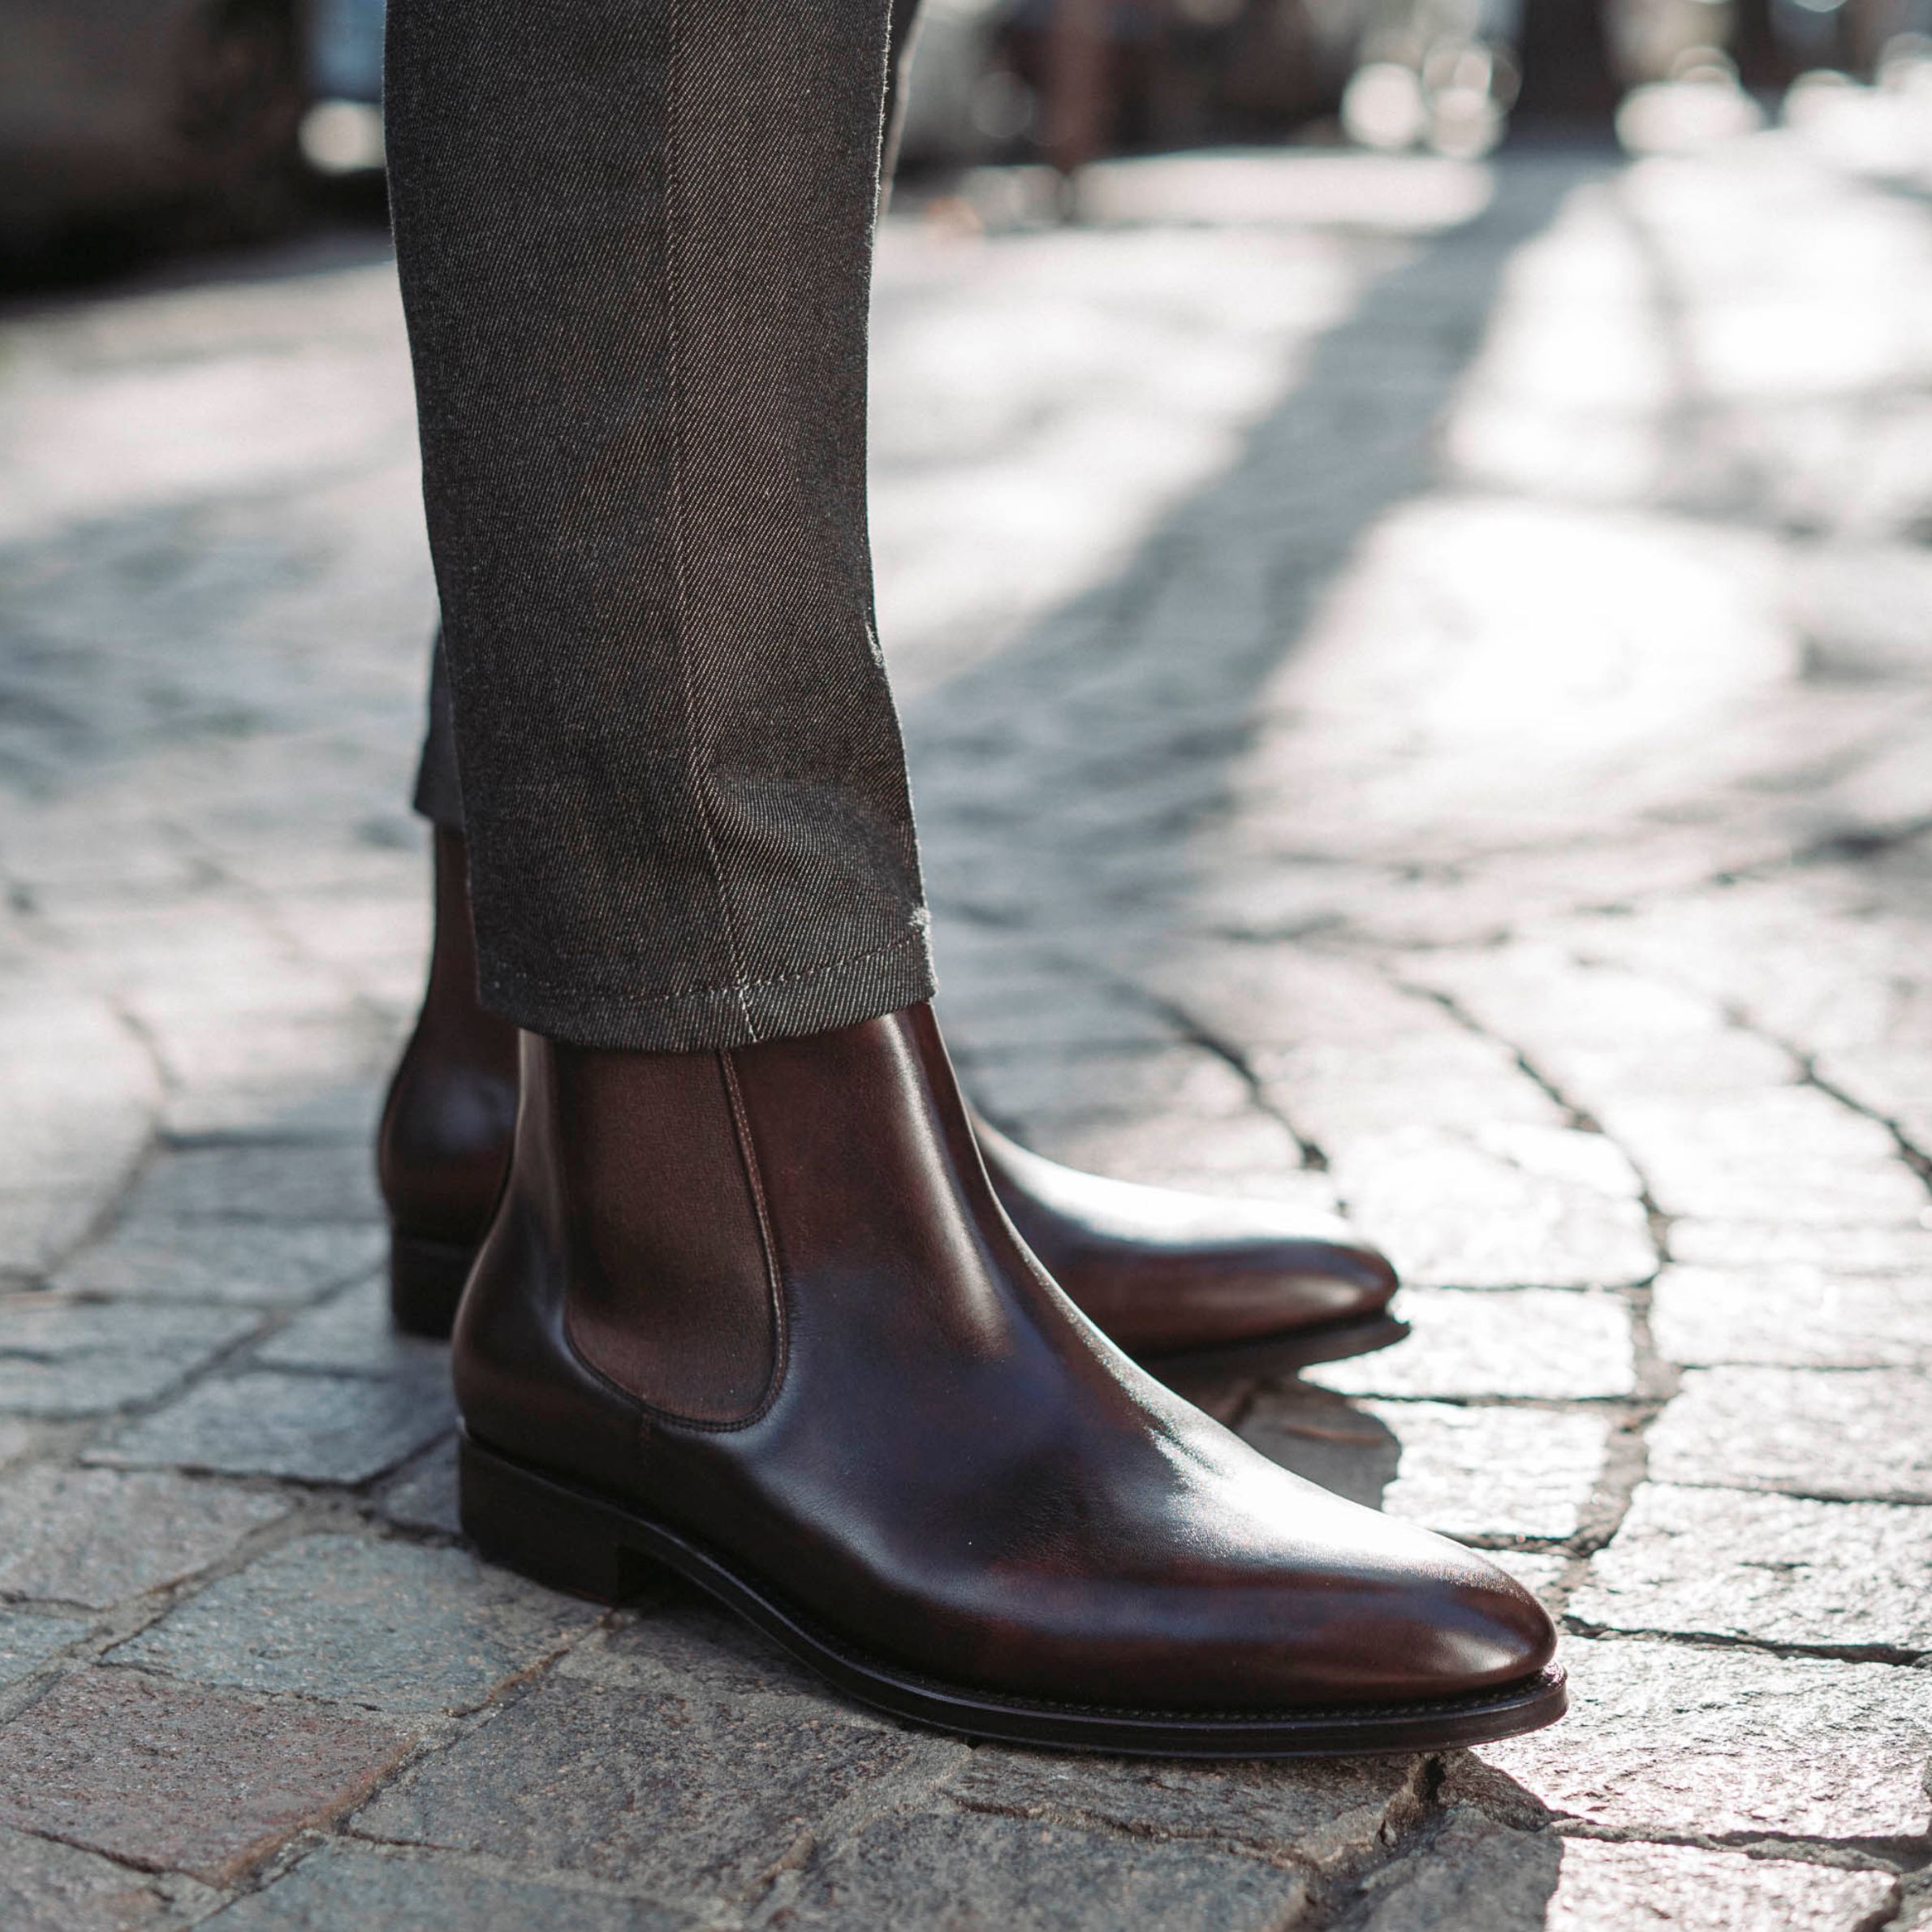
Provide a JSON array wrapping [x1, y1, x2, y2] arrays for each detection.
[[4, 99, 1932, 1929]]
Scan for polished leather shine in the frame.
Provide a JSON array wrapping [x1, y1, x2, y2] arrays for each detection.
[[378, 834, 1404, 1365], [457, 1007, 1559, 1723], [979, 1121, 1396, 1361]]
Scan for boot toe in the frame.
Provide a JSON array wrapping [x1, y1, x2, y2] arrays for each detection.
[[1100, 1215, 1399, 1355], [1209, 1490, 1559, 1711], [1386, 1537, 1558, 1698], [1233, 1221, 1399, 1322], [1235, 1546, 1556, 1713]]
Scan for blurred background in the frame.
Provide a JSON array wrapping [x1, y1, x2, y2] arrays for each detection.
[[6, 0, 1932, 275]]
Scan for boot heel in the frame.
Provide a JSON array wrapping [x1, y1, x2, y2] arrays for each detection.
[[459, 1431, 671, 1605], [389, 1231, 473, 1339]]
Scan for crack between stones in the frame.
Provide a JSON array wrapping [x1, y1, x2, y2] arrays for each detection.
[[4, 1258, 399, 1501], [209, 1837, 701, 1921], [1778, 1041, 1932, 1200], [1374, 965, 1676, 1610], [1559, 1617, 1929, 1668], [6, 994, 170, 1293], [1132, 985, 1332, 1173], [942, 1748, 1443, 1929], [1543, 1817, 1931, 1878]]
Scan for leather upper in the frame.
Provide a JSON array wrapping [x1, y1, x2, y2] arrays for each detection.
[[455, 1007, 1555, 1713], [978, 1120, 1397, 1352], [377, 826, 520, 1250]]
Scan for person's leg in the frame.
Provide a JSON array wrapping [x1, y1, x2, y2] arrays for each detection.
[[382, 0, 1401, 1359], [404, 0, 926, 834], [388, 0, 930, 1052], [408, 628, 462, 832], [380, 0, 1559, 1752]]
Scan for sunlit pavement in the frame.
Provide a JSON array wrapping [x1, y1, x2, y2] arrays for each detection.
[[3, 98, 1932, 1929]]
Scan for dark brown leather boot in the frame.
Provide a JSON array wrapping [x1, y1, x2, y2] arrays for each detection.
[[453, 1007, 1562, 1754], [377, 834, 1405, 1367], [376, 828, 522, 1335]]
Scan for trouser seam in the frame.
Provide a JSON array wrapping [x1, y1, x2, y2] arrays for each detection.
[[663, 0, 758, 1040]]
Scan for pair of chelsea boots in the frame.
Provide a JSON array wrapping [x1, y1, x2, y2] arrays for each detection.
[[377, 830, 1564, 1756], [382, 830, 1408, 1377]]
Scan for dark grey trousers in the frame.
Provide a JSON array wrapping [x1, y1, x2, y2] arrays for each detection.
[[388, 0, 934, 1051]]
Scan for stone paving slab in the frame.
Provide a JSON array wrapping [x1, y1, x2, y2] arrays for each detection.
[[1356, 1818, 1898, 1932], [1237, 1386, 1619, 1542], [964, 1042, 1256, 1128], [760, 1805, 1310, 1932], [0, 1350, 226, 1421], [0, 1610, 90, 1690], [205, 1844, 692, 1931], [1010, 1110, 1331, 1206], [50, 1222, 386, 1308], [5, 111, 1932, 1930], [0, 1822, 221, 1932], [0, 1298, 260, 1417], [0, 1669, 412, 1883], [1305, 1287, 1638, 1401], [1666, 1219, 1932, 1273], [1233, 1384, 1400, 1508], [119, 1146, 382, 1229], [1349, 1813, 1563, 1932], [351, 1672, 962, 1904], [1543, 1841, 1898, 1932], [558, 1595, 892, 1709], [0, 1187, 114, 1283], [373, 1438, 462, 1537], [1647, 1366, 1932, 1503], [0, 1466, 287, 1608], [1366, 1402, 1614, 1545], [940, 1746, 1423, 1876], [1571, 1483, 1932, 1653], [90, 1366, 455, 1485], [1651, 1262, 1932, 1370], [0, 990, 158, 1218], [252, 1279, 445, 1378], [1248, 1034, 1569, 1139], [1326, 1130, 1659, 1290], [110, 1535, 598, 1714], [1457, 1637, 1932, 1839], [209, 1847, 695, 1932]]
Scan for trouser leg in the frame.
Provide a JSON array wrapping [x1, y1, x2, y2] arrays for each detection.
[[386, 0, 933, 1050], [411, 631, 464, 830], [407, 0, 929, 846]]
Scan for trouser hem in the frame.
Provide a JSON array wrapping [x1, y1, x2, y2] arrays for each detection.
[[412, 764, 466, 833], [477, 921, 938, 1052], [412, 632, 466, 830]]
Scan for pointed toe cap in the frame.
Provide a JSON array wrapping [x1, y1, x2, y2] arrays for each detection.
[[1418, 1546, 1558, 1692], [1249, 1223, 1399, 1319], [1236, 1500, 1559, 1708]]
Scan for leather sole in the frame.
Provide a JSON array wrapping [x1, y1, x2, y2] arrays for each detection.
[[459, 1428, 1568, 1758], [389, 1229, 474, 1339]]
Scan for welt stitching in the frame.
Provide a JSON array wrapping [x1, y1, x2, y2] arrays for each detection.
[[662, 0, 757, 1038]]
